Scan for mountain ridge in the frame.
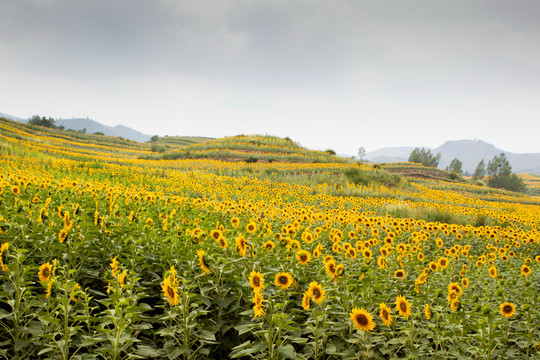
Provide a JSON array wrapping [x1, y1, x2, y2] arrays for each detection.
[[0, 112, 152, 143], [367, 139, 540, 175]]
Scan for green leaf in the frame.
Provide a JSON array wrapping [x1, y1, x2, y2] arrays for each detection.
[[277, 344, 296, 359], [135, 345, 164, 357]]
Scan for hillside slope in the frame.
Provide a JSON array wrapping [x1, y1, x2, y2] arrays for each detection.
[[55, 118, 153, 142]]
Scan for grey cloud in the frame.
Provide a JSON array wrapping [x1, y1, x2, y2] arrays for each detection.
[[1, 0, 539, 93]]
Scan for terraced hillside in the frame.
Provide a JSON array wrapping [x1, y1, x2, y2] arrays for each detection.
[[152, 134, 350, 163]]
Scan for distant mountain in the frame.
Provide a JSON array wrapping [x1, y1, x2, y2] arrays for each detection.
[[0, 112, 25, 122], [1, 111, 153, 143], [367, 139, 540, 175], [366, 146, 414, 163], [55, 118, 152, 143]]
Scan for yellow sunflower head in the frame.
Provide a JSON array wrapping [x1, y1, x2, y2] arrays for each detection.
[[162, 275, 179, 306], [307, 281, 325, 304], [302, 291, 311, 311], [521, 264, 531, 277], [394, 269, 406, 279], [249, 271, 264, 290], [38, 262, 52, 282], [379, 303, 393, 327], [274, 272, 293, 290], [395, 295, 411, 318], [350, 307, 376, 332], [296, 250, 311, 265], [499, 302, 516, 318]]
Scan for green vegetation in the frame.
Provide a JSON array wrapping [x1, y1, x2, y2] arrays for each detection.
[[150, 135, 349, 164], [408, 147, 441, 168], [486, 153, 527, 193]]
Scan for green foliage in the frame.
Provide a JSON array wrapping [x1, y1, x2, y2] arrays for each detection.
[[408, 148, 441, 168], [151, 143, 167, 153], [487, 153, 527, 193], [447, 158, 463, 174], [244, 156, 259, 164], [473, 159, 487, 180], [324, 149, 336, 155], [28, 115, 57, 129]]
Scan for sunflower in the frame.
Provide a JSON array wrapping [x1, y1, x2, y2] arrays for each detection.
[[252, 289, 264, 307], [416, 272, 427, 285], [395, 295, 411, 318], [253, 304, 265, 318], [307, 281, 325, 304], [461, 277, 469, 288], [110, 256, 119, 278], [394, 269, 406, 279], [249, 271, 264, 291], [500, 302, 516, 318], [363, 248, 373, 259], [323, 255, 334, 264], [197, 249, 210, 274], [245, 222, 257, 234], [162, 275, 179, 306], [350, 307, 376, 332], [261, 240, 275, 251], [192, 227, 203, 237], [450, 300, 459, 312], [429, 261, 438, 271], [296, 250, 311, 265], [335, 264, 344, 278], [0, 242, 9, 271], [216, 237, 228, 249], [377, 256, 387, 269], [447, 291, 460, 303], [447, 282, 463, 296], [210, 229, 222, 241], [274, 272, 293, 290], [70, 283, 81, 303], [302, 291, 311, 311], [379, 303, 393, 326], [521, 264, 531, 277], [488, 266, 497, 278], [11, 186, 20, 195], [118, 269, 127, 287], [313, 244, 322, 258], [38, 262, 52, 282], [438, 257, 449, 270], [230, 217, 240, 228], [235, 235, 248, 257], [58, 228, 68, 244], [424, 303, 431, 320], [325, 260, 337, 278]]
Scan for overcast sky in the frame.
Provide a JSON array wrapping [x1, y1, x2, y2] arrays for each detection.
[[1, 0, 540, 155]]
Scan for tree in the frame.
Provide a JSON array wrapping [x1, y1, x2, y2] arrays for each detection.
[[28, 115, 56, 128], [408, 147, 441, 168], [487, 153, 512, 181], [486, 153, 526, 192], [472, 159, 486, 180], [357, 147, 366, 162], [447, 158, 463, 174]]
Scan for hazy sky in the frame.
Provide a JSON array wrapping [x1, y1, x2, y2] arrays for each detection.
[[1, 1, 540, 155]]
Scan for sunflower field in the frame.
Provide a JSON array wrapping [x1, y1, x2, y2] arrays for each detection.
[[0, 118, 539, 359]]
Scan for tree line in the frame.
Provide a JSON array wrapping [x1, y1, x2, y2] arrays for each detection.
[[408, 147, 526, 193]]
